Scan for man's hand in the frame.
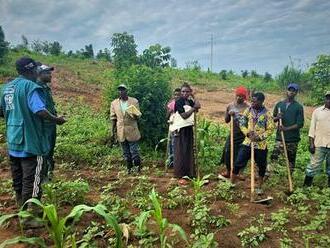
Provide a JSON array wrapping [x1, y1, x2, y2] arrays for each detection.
[[309, 143, 316, 154], [228, 110, 236, 116], [55, 116, 66, 125], [274, 112, 283, 121], [247, 131, 258, 141], [278, 125, 288, 132], [194, 101, 201, 110]]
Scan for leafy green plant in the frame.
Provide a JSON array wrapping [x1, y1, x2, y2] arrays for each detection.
[[43, 179, 89, 207], [128, 176, 155, 210], [133, 211, 151, 238], [0, 236, 46, 248], [225, 203, 240, 214], [100, 193, 131, 222], [192, 233, 218, 248], [165, 185, 193, 209], [237, 214, 272, 247], [271, 208, 290, 232], [185, 174, 211, 196], [212, 180, 235, 201], [76, 222, 104, 248]]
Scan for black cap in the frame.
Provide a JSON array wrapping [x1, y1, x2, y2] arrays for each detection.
[[15, 57, 37, 74]]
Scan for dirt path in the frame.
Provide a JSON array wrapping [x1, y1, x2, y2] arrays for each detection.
[[194, 87, 315, 123]]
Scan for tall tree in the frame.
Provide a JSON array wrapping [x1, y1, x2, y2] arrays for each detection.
[[49, 41, 62, 56], [83, 44, 94, 58], [31, 40, 44, 53], [309, 54, 330, 104], [96, 48, 111, 61], [139, 44, 171, 68], [110, 32, 137, 69], [0, 26, 9, 64]]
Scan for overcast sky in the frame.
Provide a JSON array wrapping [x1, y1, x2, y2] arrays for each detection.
[[1, 0, 329, 75]]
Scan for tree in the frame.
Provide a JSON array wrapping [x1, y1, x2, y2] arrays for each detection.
[[250, 70, 259, 78], [219, 70, 227, 80], [264, 72, 272, 82], [110, 32, 137, 70], [309, 54, 330, 104], [49, 41, 62, 56], [96, 48, 111, 61], [0, 26, 9, 64], [276, 65, 308, 90], [31, 40, 44, 53], [170, 58, 177, 68], [139, 44, 171, 68], [83, 44, 94, 58], [241, 70, 248, 78], [42, 41, 51, 54]]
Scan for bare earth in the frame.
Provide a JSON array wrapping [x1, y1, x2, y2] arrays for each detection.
[[194, 87, 315, 123]]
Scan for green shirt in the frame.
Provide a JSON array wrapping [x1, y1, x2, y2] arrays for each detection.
[[273, 100, 304, 143]]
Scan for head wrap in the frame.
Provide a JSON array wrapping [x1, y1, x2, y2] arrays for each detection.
[[235, 86, 248, 100]]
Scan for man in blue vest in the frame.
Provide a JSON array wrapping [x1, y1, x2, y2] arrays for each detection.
[[0, 57, 66, 210]]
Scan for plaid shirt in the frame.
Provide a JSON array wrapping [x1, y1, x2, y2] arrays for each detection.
[[239, 106, 275, 150]]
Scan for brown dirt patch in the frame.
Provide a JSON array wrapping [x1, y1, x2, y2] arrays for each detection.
[[51, 67, 102, 110], [194, 87, 315, 123]]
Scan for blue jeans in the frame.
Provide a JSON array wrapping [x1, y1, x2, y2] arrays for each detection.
[[306, 147, 330, 177]]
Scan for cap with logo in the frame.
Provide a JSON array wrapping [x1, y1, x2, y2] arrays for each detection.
[[15, 57, 38, 74], [117, 84, 128, 90]]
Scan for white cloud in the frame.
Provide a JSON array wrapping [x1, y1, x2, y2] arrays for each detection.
[[0, 0, 329, 74]]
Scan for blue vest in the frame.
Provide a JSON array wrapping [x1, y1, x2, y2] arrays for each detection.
[[1, 77, 50, 155]]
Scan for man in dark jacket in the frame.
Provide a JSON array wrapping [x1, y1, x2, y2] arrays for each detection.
[[269, 83, 304, 176]]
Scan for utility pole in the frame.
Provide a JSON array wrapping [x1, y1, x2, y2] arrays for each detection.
[[210, 34, 213, 72]]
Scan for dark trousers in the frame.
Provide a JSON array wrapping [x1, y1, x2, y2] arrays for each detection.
[[220, 135, 245, 172], [270, 141, 298, 171], [44, 129, 57, 178], [120, 140, 141, 166], [233, 145, 268, 177], [10, 156, 44, 207]]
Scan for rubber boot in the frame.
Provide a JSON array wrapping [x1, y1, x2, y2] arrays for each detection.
[[303, 175, 313, 187], [127, 160, 133, 174], [134, 158, 141, 173]]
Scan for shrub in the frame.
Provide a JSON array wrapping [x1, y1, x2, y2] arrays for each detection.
[[309, 54, 330, 104], [104, 65, 171, 145]]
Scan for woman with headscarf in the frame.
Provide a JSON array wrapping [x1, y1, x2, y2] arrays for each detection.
[[173, 83, 201, 185], [218, 86, 249, 179]]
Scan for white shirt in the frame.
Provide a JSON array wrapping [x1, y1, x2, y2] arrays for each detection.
[[308, 106, 330, 148]]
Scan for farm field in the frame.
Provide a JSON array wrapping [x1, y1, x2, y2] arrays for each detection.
[[0, 55, 329, 248]]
